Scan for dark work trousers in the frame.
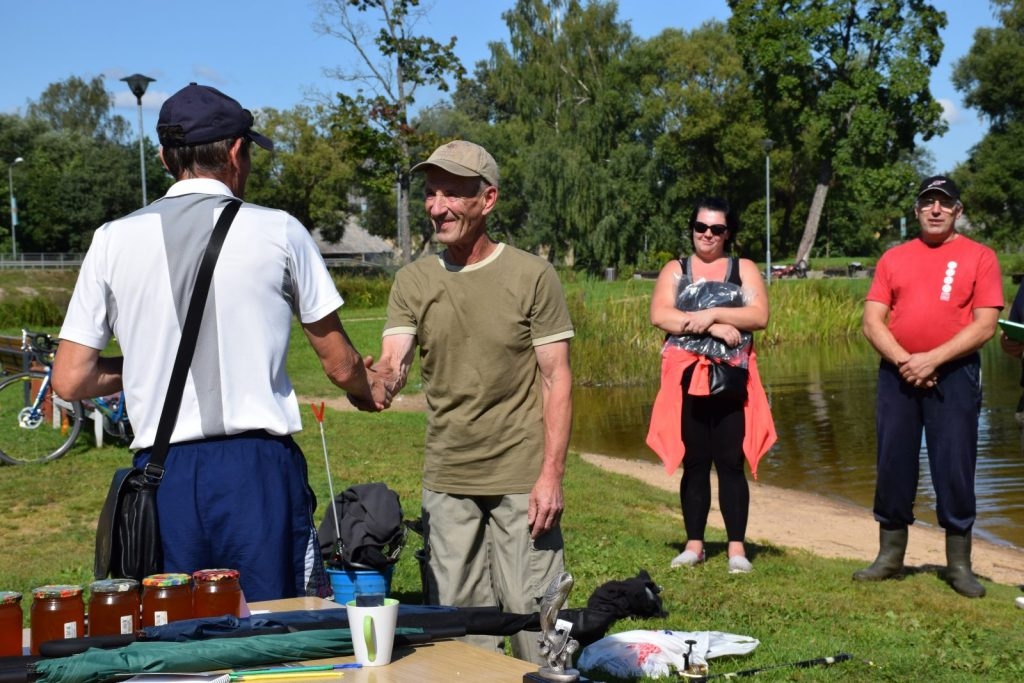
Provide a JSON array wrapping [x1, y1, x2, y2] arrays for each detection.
[[873, 354, 981, 534], [680, 364, 749, 543], [134, 430, 328, 602]]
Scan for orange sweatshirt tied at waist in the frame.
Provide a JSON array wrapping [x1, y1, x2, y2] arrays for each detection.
[[645, 345, 776, 479]]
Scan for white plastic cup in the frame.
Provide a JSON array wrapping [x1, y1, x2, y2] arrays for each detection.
[[346, 597, 399, 666], [354, 591, 386, 607]]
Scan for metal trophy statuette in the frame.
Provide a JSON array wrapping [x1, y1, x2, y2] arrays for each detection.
[[524, 572, 591, 683]]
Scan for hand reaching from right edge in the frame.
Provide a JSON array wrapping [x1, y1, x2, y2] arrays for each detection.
[[1000, 332, 1024, 360]]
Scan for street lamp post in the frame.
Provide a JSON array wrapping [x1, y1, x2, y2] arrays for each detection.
[[121, 74, 155, 207], [8, 157, 24, 260], [762, 138, 774, 285]]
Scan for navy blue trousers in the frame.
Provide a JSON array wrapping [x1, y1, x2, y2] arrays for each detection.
[[873, 355, 981, 534], [134, 431, 327, 602]]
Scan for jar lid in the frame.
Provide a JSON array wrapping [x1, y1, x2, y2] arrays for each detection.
[[90, 578, 139, 593], [142, 573, 192, 587], [0, 591, 22, 605], [32, 585, 83, 599], [193, 568, 240, 583]]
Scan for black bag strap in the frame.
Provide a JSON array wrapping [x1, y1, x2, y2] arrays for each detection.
[[680, 255, 741, 284], [142, 198, 242, 483]]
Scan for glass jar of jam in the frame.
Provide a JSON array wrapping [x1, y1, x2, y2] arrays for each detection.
[[141, 574, 193, 627], [30, 585, 85, 656], [0, 591, 23, 657], [192, 569, 242, 618], [88, 579, 140, 637]]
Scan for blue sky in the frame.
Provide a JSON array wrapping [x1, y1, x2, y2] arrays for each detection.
[[2, 0, 1000, 174]]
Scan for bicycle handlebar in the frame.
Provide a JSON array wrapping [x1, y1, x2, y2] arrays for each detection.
[[21, 329, 59, 359]]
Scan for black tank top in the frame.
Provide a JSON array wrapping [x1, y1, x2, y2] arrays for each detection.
[[680, 256, 743, 287]]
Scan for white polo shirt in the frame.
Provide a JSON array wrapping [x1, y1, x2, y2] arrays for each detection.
[[60, 178, 343, 449]]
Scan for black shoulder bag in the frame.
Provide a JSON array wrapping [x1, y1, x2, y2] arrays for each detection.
[[94, 199, 242, 580]]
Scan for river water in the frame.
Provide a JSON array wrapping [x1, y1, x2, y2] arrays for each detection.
[[571, 339, 1024, 549]]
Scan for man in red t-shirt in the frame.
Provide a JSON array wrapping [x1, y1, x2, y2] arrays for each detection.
[[856, 175, 1003, 598]]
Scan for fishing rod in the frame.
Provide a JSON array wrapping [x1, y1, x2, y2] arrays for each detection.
[[310, 402, 342, 548], [683, 652, 855, 681]]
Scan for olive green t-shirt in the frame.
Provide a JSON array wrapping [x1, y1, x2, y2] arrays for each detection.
[[383, 243, 574, 495]]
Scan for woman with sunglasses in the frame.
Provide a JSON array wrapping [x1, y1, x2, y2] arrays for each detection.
[[646, 196, 776, 573]]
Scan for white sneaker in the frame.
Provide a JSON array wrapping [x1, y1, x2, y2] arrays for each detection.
[[728, 556, 753, 574], [670, 549, 705, 568]]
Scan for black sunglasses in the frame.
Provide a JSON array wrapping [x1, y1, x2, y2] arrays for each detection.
[[693, 222, 728, 236]]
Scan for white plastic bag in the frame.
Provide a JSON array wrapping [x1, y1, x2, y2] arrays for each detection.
[[577, 629, 759, 679]]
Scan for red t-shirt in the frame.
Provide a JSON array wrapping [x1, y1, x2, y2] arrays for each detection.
[[866, 235, 1003, 354]]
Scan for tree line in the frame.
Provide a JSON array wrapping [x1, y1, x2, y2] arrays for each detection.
[[1, 1, 1020, 271]]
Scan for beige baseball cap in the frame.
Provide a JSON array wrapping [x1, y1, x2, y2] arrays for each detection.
[[411, 140, 499, 187]]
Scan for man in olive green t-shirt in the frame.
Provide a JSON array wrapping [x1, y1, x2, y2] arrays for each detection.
[[372, 140, 574, 664]]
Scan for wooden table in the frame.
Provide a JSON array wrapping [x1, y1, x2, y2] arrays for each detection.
[[21, 597, 538, 681], [248, 597, 538, 682]]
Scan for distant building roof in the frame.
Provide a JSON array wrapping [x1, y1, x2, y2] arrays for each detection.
[[312, 222, 395, 261]]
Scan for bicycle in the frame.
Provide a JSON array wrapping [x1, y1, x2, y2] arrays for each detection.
[[83, 390, 134, 447], [0, 330, 85, 465]]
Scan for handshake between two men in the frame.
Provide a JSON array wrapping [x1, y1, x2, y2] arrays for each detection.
[[346, 353, 403, 413]]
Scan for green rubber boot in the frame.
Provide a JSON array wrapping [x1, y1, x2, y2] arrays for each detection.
[[945, 532, 986, 598], [852, 526, 907, 581]]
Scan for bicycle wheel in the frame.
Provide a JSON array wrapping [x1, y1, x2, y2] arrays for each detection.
[[0, 371, 84, 465]]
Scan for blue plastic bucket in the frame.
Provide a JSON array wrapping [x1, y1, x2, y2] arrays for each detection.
[[326, 565, 394, 604]]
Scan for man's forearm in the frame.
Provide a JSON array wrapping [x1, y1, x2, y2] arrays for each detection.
[[52, 341, 123, 400], [326, 352, 373, 398], [541, 399, 571, 480], [539, 368, 572, 482], [928, 317, 998, 368], [863, 320, 908, 366], [862, 300, 914, 367], [377, 333, 416, 395]]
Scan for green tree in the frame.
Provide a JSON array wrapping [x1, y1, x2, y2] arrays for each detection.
[[951, 0, 1024, 244], [245, 105, 359, 238], [623, 23, 766, 261], [1, 75, 173, 254], [469, 0, 638, 270], [728, 0, 948, 263], [26, 75, 132, 143], [1, 114, 48, 254], [314, 0, 466, 263], [16, 129, 142, 252]]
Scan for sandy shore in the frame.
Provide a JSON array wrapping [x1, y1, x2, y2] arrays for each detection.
[[309, 393, 1024, 588], [581, 452, 1024, 588]]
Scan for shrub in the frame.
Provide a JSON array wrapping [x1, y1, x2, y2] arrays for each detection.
[[332, 274, 394, 309]]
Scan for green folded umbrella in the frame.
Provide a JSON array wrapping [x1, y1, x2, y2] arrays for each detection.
[[32, 627, 423, 683]]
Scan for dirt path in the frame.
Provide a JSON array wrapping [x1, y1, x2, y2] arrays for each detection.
[[306, 393, 1024, 587], [581, 453, 1024, 588], [300, 393, 428, 413]]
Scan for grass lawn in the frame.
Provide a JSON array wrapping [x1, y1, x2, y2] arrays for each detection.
[[1, 408, 1023, 682], [0, 270, 1023, 680]]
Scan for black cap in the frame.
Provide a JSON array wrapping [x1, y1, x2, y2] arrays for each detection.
[[916, 175, 960, 202], [157, 83, 273, 151]]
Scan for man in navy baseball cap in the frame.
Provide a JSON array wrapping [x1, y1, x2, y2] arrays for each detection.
[[54, 80, 390, 603], [157, 82, 273, 150], [916, 175, 960, 203]]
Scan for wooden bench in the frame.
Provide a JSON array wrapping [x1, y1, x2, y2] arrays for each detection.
[[0, 333, 110, 446], [0, 335, 30, 375]]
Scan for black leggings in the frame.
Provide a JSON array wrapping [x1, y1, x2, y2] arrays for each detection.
[[680, 365, 749, 543]]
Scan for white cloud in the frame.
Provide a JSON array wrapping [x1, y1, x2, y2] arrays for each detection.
[[192, 66, 229, 86], [938, 98, 964, 125], [112, 89, 167, 112]]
